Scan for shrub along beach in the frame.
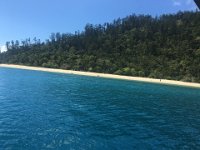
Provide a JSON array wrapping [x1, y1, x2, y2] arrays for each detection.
[[1, 64, 200, 88], [0, 11, 200, 84], [1, 1, 200, 149]]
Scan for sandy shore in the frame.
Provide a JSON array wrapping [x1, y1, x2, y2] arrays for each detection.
[[0, 64, 200, 88]]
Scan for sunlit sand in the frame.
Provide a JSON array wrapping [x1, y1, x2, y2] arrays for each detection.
[[1, 64, 200, 88]]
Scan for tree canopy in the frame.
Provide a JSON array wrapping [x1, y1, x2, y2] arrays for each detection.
[[0, 11, 200, 82]]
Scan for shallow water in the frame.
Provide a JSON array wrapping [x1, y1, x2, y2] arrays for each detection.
[[0, 67, 200, 149]]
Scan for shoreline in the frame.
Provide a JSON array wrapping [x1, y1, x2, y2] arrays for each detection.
[[0, 64, 200, 89]]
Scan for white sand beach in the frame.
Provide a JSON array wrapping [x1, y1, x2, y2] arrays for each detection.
[[0, 64, 200, 88]]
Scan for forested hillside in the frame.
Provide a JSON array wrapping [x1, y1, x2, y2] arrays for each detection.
[[1, 11, 200, 82]]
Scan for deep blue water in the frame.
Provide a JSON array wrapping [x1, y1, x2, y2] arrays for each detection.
[[0, 68, 200, 149]]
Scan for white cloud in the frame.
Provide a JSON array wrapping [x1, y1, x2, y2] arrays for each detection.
[[172, 0, 196, 8], [172, 0, 182, 6], [0, 45, 7, 53]]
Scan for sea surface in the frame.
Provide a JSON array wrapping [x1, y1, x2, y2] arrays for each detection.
[[0, 67, 200, 149]]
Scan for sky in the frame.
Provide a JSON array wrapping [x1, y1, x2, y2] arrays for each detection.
[[0, 0, 198, 50]]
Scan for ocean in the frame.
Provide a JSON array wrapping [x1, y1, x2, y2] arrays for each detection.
[[0, 67, 200, 149]]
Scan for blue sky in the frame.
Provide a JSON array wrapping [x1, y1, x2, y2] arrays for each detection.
[[0, 0, 197, 47]]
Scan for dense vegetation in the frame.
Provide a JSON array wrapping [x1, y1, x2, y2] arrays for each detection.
[[0, 11, 200, 82]]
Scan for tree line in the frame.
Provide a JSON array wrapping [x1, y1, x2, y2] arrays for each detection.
[[0, 11, 200, 82]]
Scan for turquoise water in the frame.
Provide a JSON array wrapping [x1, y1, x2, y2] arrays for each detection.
[[0, 68, 200, 149]]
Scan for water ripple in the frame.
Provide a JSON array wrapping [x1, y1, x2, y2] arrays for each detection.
[[0, 68, 200, 149]]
